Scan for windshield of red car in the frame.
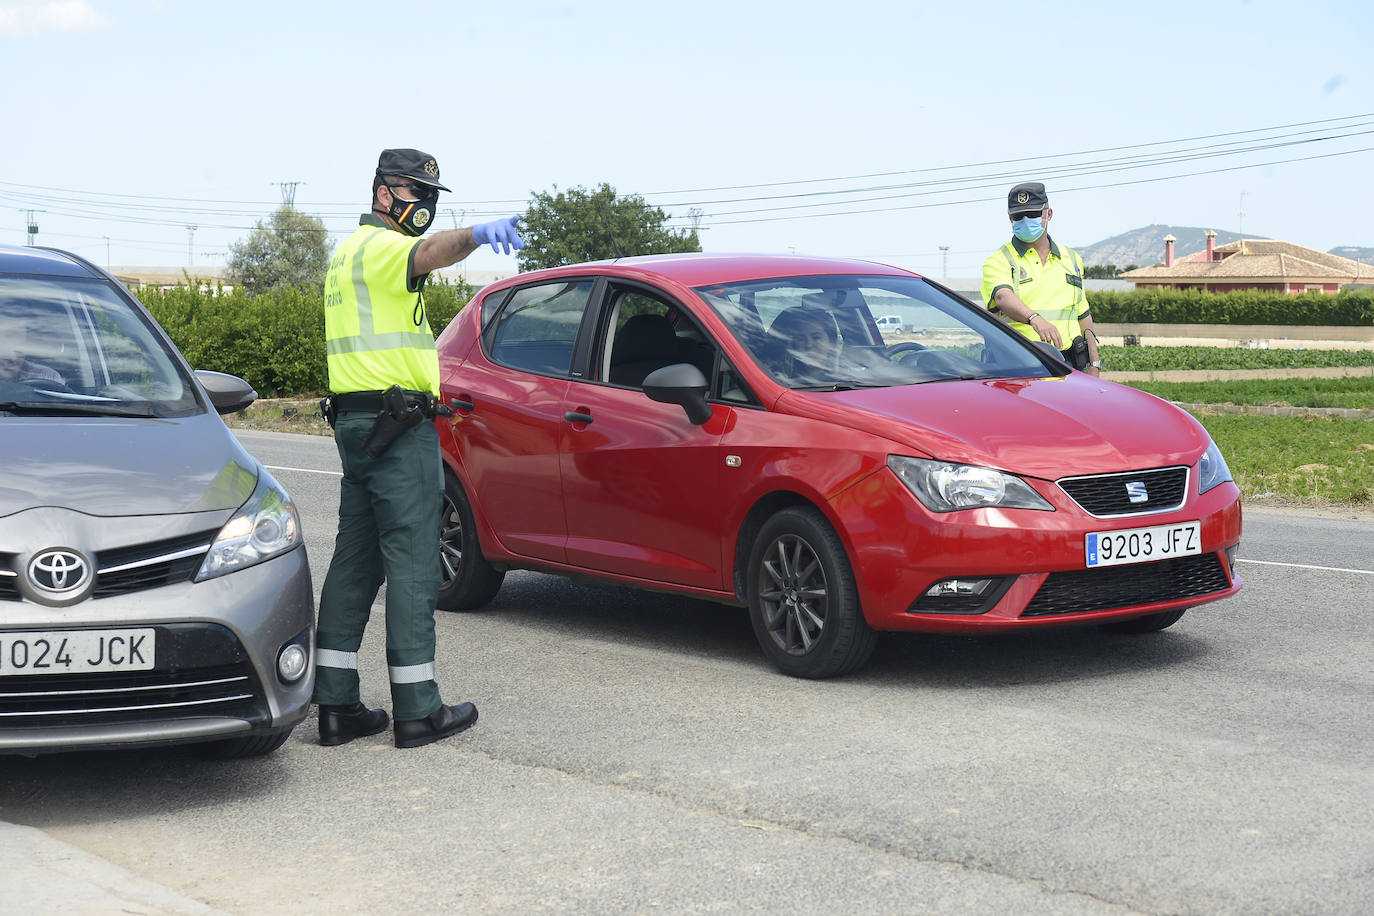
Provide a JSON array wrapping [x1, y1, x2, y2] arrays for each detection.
[[694, 274, 1061, 390]]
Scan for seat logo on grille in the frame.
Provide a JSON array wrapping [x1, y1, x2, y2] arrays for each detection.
[[1125, 481, 1149, 504], [28, 549, 91, 593]]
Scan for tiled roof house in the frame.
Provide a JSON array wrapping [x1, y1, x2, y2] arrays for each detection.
[[1120, 231, 1374, 294]]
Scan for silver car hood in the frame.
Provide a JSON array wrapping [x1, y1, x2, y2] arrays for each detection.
[[0, 413, 260, 518]]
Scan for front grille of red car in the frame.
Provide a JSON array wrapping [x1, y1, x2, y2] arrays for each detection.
[[1021, 554, 1230, 617], [1058, 466, 1189, 517]]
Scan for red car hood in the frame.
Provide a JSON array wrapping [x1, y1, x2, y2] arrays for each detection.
[[781, 374, 1210, 480]]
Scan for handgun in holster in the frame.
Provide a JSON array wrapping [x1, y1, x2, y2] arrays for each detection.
[[1064, 335, 1091, 370], [319, 395, 338, 430], [361, 385, 425, 459]]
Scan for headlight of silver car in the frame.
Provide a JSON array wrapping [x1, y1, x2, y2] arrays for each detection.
[[887, 456, 1053, 513], [197, 470, 302, 581], [1198, 439, 1234, 495]]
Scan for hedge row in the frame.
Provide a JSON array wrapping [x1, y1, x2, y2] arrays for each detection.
[[136, 281, 1372, 397], [137, 278, 474, 397], [1089, 288, 1374, 326]]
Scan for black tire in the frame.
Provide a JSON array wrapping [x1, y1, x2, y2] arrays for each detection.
[[746, 506, 877, 678], [193, 726, 293, 760], [437, 471, 505, 611], [1099, 609, 1187, 634]]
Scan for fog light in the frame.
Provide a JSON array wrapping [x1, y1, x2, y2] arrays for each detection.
[[909, 576, 1012, 614], [277, 643, 308, 683], [926, 578, 994, 598]]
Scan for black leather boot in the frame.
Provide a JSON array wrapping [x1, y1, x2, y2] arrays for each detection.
[[393, 702, 478, 749], [318, 703, 390, 746]]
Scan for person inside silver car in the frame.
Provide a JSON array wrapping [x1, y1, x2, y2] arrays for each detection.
[[0, 312, 64, 385]]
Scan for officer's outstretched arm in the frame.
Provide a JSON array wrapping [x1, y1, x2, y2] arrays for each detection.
[[414, 228, 481, 277], [413, 217, 524, 277]]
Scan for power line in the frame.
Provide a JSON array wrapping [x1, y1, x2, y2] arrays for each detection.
[[4, 113, 1373, 239], [702, 144, 1374, 226]]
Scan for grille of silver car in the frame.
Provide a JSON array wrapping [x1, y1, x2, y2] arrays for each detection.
[[0, 532, 215, 603], [0, 625, 265, 729], [1058, 466, 1189, 517], [92, 531, 216, 598], [1020, 554, 1231, 618]]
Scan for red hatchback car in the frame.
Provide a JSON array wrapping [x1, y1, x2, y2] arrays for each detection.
[[433, 254, 1242, 678]]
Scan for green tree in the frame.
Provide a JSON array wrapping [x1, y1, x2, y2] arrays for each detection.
[[226, 205, 332, 296], [517, 183, 700, 271]]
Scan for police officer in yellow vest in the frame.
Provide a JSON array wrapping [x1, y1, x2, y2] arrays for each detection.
[[980, 182, 1101, 377], [315, 148, 523, 748]]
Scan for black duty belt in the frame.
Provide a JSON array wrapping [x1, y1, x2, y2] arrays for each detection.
[[332, 389, 435, 415]]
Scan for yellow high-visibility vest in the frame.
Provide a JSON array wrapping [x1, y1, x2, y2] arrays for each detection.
[[979, 237, 1088, 346], [324, 215, 439, 395]]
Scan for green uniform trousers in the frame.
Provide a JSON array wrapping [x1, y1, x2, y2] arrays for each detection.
[[313, 410, 445, 721]]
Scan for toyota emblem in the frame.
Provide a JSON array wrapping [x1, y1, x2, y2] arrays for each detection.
[[28, 549, 91, 593]]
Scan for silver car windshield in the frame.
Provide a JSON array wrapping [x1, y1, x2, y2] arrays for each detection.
[[0, 276, 199, 417], [695, 274, 1060, 390]]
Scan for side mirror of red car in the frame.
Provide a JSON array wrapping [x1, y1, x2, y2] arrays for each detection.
[[642, 363, 712, 426]]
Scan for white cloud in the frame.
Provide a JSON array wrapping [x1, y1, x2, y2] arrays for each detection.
[[0, 1, 112, 36]]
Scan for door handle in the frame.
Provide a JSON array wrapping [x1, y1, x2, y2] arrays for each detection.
[[450, 396, 475, 412], [563, 410, 594, 425]]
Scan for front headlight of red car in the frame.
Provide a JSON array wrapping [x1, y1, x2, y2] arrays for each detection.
[[1198, 439, 1234, 495], [887, 456, 1053, 513]]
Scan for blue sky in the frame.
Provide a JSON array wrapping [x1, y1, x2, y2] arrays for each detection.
[[2, 0, 1371, 278]]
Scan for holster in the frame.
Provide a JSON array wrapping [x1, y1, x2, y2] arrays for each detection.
[[1063, 335, 1091, 370], [361, 385, 425, 459], [319, 395, 338, 430]]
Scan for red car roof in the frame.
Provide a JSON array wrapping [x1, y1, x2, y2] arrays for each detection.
[[486, 252, 923, 290]]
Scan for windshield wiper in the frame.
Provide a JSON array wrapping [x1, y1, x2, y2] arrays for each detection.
[[793, 382, 890, 392], [0, 401, 160, 418], [910, 372, 990, 384]]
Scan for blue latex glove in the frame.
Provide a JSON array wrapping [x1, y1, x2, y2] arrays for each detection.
[[470, 216, 524, 255]]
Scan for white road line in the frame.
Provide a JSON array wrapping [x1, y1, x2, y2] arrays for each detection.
[[1237, 558, 1374, 576], [265, 464, 341, 477]]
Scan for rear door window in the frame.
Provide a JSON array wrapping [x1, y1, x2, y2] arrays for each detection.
[[485, 280, 595, 377]]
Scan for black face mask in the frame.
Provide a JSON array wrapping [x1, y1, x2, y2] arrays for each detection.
[[378, 186, 439, 237]]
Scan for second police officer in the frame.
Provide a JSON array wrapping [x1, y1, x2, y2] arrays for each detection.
[[980, 181, 1102, 376]]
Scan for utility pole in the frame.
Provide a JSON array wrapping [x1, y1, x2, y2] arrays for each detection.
[[186, 224, 198, 266], [687, 208, 704, 233], [939, 245, 950, 281], [103, 235, 111, 266], [1238, 191, 1248, 237], [272, 181, 305, 207], [21, 209, 44, 246]]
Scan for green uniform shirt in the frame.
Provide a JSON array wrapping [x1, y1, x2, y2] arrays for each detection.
[[979, 236, 1089, 345], [324, 214, 439, 395]]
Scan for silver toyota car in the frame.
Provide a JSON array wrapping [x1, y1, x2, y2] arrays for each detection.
[[0, 244, 314, 758]]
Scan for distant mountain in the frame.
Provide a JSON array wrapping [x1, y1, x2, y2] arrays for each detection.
[[1330, 246, 1374, 266], [1078, 225, 1268, 269]]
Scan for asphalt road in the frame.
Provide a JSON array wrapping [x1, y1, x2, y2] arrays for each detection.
[[1, 429, 1371, 915]]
